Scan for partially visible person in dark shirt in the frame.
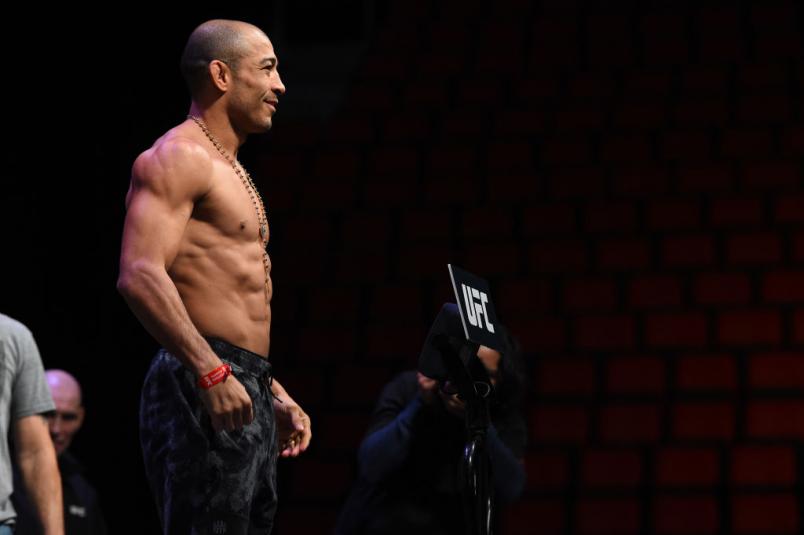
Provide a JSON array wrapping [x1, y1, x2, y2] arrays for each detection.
[[13, 370, 106, 534], [336, 327, 527, 535]]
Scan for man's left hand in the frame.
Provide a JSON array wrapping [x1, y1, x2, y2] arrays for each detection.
[[274, 396, 311, 458]]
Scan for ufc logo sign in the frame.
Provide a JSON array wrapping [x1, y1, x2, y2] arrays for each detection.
[[461, 284, 495, 334]]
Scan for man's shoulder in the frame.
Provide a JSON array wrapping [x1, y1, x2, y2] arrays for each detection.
[[60, 453, 103, 507], [0, 312, 33, 345], [131, 126, 214, 196], [135, 130, 212, 176], [0, 312, 28, 333]]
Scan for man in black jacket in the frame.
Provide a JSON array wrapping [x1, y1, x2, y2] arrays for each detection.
[[336, 328, 527, 535], [12, 370, 106, 534]]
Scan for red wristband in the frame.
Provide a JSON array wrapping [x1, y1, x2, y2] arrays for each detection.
[[198, 364, 232, 389]]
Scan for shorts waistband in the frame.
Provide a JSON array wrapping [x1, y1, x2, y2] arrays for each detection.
[[205, 337, 272, 378]]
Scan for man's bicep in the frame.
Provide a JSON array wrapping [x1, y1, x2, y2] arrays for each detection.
[[13, 414, 51, 457], [120, 145, 209, 270], [120, 182, 194, 270]]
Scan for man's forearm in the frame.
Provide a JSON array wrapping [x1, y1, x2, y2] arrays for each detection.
[[16, 417, 64, 535], [18, 452, 63, 534], [117, 263, 220, 375]]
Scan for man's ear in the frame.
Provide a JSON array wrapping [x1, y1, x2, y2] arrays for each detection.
[[209, 60, 231, 92]]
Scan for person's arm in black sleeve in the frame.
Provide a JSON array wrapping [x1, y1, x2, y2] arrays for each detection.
[[486, 419, 526, 503], [357, 372, 421, 483], [485, 403, 528, 503]]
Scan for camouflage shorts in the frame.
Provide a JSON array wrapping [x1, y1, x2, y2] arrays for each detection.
[[140, 338, 278, 534]]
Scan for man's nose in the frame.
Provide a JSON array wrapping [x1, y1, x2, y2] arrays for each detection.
[[274, 72, 286, 95]]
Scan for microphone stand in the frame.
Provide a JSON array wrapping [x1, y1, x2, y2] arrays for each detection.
[[432, 335, 494, 535]]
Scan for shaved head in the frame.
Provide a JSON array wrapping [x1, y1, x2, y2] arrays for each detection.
[[46, 369, 82, 406], [180, 19, 268, 98]]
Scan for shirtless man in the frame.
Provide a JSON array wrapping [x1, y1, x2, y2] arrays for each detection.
[[116, 20, 310, 534]]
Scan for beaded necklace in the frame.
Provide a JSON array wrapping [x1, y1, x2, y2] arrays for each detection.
[[189, 115, 271, 305]]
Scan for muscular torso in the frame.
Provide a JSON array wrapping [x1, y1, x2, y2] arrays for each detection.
[[152, 125, 272, 356]]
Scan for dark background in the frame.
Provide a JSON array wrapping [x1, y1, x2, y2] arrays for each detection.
[[3, 0, 804, 533]]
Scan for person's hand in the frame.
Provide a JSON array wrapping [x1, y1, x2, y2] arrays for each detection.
[[198, 375, 254, 432], [274, 397, 311, 458], [438, 381, 466, 419], [417, 372, 439, 405]]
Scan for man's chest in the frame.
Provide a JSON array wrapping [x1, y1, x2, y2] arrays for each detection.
[[194, 175, 270, 244]]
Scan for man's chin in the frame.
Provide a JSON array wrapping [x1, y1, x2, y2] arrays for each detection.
[[252, 118, 273, 133]]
